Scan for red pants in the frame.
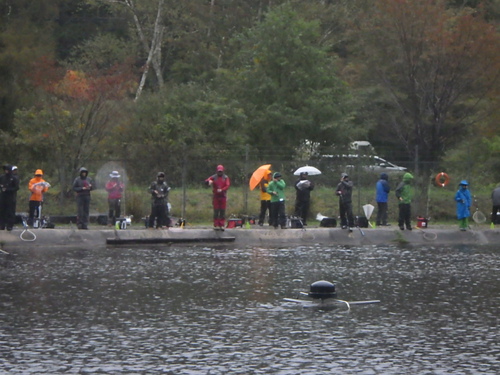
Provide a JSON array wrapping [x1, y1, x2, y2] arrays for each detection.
[[213, 196, 227, 227]]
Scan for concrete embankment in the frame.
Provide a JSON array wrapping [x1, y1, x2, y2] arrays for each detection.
[[1, 226, 499, 251]]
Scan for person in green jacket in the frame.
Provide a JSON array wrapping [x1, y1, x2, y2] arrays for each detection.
[[395, 172, 414, 230], [267, 172, 287, 229]]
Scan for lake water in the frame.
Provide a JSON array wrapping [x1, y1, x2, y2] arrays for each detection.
[[1, 243, 499, 374]]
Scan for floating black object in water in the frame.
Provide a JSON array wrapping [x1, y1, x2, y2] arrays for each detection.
[[285, 280, 380, 310], [307, 280, 337, 300]]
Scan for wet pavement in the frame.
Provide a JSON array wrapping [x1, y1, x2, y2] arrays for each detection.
[[1, 243, 499, 374]]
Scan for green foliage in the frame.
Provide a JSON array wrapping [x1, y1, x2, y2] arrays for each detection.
[[226, 4, 353, 158]]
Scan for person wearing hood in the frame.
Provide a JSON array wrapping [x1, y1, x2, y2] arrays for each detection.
[[336, 172, 354, 231], [258, 170, 272, 226], [205, 165, 231, 230], [105, 171, 125, 226], [28, 169, 50, 227], [294, 172, 314, 226], [148, 172, 170, 229], [375, 173, 391, 226], [395, 172, 414, 230], [0, 165, 20, 231], [72, 167, 93, 229], [267, 172, 287, 229], [491, 184, 500, 225], [455, 180, 472, 231]]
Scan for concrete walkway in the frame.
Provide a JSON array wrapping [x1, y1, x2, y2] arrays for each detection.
[[1, 225, 499, 251]]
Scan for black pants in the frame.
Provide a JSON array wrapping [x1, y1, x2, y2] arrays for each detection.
[[491, 205, 500, 223], [149, 203, 169, 228], [398, 203, 412, 229], [0, 194, 16, 230], [376, 202, 388, 225], [270, 201, 286, 228], [76, 194, 91, 228], [28, 200, 42, 226], [108, 198, 121, 224], [259, 200, 271, 225], [339, 201, 354, 228], [294, 199, 310, 225]]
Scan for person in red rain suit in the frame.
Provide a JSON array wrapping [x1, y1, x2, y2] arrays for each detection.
[[205, 165, 231, 230]]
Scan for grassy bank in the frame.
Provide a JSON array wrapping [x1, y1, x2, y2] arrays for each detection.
[[29, 183, 494, 226]]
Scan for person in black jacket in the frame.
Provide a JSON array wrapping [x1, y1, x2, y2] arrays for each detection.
[[148, 172, 170, 229], [336, 173, 354, 231], [294, 172, 314, 226], [491, 184, 500, 225], [0, 165, 20, 231], [72, 167, 93, 229]]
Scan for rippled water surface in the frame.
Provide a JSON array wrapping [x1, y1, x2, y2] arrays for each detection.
[[1, 243, 499, 374]]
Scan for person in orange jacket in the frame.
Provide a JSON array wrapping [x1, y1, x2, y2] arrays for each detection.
[[28, 169, 50, 227]]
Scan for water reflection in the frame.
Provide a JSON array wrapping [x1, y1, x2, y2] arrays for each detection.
[[1, 244, 499, 374]]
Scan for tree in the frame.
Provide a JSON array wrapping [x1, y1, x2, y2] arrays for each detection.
[[226, 4, 354, 160], [356, 0, 500, 173], [12, 58, 135, 199]]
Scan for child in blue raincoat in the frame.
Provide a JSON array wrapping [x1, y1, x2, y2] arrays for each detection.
[[455, 180, 472, 231]]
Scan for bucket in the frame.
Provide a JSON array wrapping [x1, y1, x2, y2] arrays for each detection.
[[416, 217, 428, 228]]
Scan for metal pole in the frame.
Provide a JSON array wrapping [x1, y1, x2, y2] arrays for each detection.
[[244, 144, 249, 214], [182, 146, 187, 220]]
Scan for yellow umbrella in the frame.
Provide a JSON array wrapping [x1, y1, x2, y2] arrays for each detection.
[[249, 164, 272, 191]]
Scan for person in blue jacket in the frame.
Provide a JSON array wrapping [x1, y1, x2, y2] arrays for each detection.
[[375, 173, 391, 226], [455, 180, 472, 231]]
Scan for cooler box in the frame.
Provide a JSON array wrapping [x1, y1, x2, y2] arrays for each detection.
[[227, 218, 243, 228], [320, 218, 337, 228], [289, 218, 304, 228], [355, 216, 368, 228], [417, 217, 428, 228]]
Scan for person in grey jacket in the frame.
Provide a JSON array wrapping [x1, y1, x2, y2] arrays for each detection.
[[336, 173, 354, 231], [72, 167, 93, 229], [491, 184, 500, 225]]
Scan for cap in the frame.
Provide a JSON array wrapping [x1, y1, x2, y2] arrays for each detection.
[[109, 171, 121, 178], [3, 165, 12, 171], [459, 180, 469, 186], [35, 169, 43, 176], [341, 173, 348, 178], [217, 165, 224, 172], [273, 172, 282, 178], [157, 172, 165, 177], [12, 166, 18, 171]]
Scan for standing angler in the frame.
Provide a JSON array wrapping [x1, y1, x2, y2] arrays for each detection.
[[375, 173, 391, 226], [455, 180, 472, 231], [336, 173, 354, 232], [72, 167, 93, 230], [148, 172, 170, 229], [0, 165, 20, 231], [205, 165, 231, 230], [395, 172, 414, 230], [267, 172, 287, 229]]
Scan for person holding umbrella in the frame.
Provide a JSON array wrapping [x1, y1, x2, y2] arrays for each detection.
[[294, 172, 314, 226], [336, 173, 354, 232], [258, 170, 272, 226]]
